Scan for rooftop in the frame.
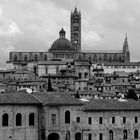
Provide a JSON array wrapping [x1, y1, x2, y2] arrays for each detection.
[[0, 91, 41, 105], [32, 92, 83, 106], [84, 99, 140, 111]]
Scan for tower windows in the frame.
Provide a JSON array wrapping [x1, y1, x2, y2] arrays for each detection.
[[74, 40, 78, 44], [74, 33, 78, 38], [74, 26, 79, 31]]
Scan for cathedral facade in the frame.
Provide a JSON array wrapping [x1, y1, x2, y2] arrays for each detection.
[[7, 7, 130, 72]]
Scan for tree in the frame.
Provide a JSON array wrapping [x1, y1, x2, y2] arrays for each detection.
[[47, 74, 53, 92], [125, 89, 138, 100], [75, 90, 80, 99]]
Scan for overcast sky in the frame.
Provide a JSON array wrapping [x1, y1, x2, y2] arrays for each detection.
[[0, 0, 140, 67]]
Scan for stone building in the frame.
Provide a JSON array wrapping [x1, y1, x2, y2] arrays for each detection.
[[7, 7, 130, 76], [0, 90, 140, 140]]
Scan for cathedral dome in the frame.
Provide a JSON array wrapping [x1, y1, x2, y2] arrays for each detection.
[[49, 28, 75, 52]]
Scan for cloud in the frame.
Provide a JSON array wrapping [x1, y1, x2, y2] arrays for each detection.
[[0, 0, 139, 67]]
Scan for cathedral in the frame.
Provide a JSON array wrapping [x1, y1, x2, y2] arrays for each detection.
[[7, 7, 130, 71]]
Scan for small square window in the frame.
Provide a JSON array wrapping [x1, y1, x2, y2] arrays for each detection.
[[123, 117, 126, 124], [112, 117, 115, 124], [76, 117, 80, 123], [99, 117, 102, 124], [135, 116, 138, 123], [88, 117, 92, 124]]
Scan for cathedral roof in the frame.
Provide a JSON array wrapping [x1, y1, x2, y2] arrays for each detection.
[[82, 50, 123, 54], [49, 28, 75, 52]]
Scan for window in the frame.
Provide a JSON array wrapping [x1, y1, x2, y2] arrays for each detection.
[[123, 129, 127, 139], [51, 114, 56, 124], [123, 117, 126, 124], [88, 117, 92, 124], [34, 54, 38, 61], [46, 67, 48, 74], [24, 55, 27, 62], [76, 117, 80, 123], [66, 131, 70, 140], [74, 26, 79, 31], [134, 130, 138, 139], [2, 113, 8, 126], [75, 132, 82, 140], [88, 133, 92, 140], [44, 54, 47, 61], [99, 133, 103, 140], [16, 113, 22, 126], [14, 54, 18, 62], [112, 117, 115, 124], [29, 113, 35, 126], [65, 110, 70, 124], [85, 72, 88, 78], [78, 73, 82, 79], [135, 116, 138, 123], [74, 33, 78, 38], [99, 117, 103, 124], [109, 130, 113, 140]]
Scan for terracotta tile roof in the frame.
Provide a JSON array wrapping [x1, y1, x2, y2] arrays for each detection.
[[32, 92, 83, 106], [0, 92, 41, 105], [84, 99, 140, 111]]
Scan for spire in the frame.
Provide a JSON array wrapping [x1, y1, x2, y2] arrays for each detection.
[[75, 90, 80, 99], [123, 33, 129, 52], [47, 74, 53, 92], [73, 6, 79, 15], [59, 28, 66, 38]]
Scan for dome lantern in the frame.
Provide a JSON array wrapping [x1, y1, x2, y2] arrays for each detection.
[[59, 28, 66, 38]]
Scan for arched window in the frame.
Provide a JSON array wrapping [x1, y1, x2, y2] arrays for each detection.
[[29, 113, 35, 126], [2, 113, 8, 126], [24, 55, 28, 62], [123, 129, 127, 139], [65, 131, 70, 140], [16, 113, 22, 126], [75, 132, 81, 140], [109, 130, 113, 140], [44, 54, 47, 61], [34, 54, 38, 61], [14, 54, 18, 62], [134, 130, 138, 139], [65, 110, 70, 124]]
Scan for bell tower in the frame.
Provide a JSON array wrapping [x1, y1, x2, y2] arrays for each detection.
[[70, 7, 81, 52], [123, 34, 130, 62]]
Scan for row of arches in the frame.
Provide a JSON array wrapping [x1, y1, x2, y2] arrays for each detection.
[[13, 54, 48, 62], [47, 129, 139, 140], [78, 54, 125, 63], [2, 113, 35, 127], [109, 129, 138, 140]]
